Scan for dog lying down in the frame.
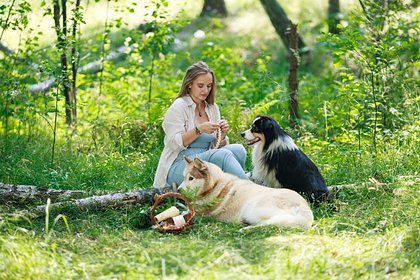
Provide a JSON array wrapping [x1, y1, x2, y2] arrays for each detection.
[[178, 156, 313, 229]]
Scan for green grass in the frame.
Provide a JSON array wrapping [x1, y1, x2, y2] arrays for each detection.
[[1, 132, 419, 279], [1, 174, 419, 279], [0, 134, 160, 191]]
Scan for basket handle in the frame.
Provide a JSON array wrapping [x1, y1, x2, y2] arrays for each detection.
[[149, 192, 195, 226]]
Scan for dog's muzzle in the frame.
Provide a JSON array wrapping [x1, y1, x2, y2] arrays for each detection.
[[241, 130, 260, 145]]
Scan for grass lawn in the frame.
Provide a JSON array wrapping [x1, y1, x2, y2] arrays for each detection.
[[1, 173, 418, 279]]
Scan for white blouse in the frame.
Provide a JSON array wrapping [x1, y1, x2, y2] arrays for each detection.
[[152, 95, 228, 188]]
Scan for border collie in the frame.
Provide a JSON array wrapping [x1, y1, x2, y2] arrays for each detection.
[[241, 115, 332, 203]]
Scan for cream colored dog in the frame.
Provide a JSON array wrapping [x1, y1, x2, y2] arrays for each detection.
[[178, 156, 314, 229]]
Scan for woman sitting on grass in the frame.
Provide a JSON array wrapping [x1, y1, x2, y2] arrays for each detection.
[[153, 61, 248, 188]]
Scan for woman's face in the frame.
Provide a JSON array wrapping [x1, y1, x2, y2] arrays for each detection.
[[189, 72, 213, 103]]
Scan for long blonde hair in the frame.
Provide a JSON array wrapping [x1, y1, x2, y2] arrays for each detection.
[[176, 61, 216, 105]]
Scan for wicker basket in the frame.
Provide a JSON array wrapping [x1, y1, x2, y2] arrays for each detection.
[[149, 192, 195, 234]]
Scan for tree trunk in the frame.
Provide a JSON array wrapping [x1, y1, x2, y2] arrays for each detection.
[[0, 183, 85, 204], [288, 22, 299, 127], [70, 0, 81, 129], [35, 186, 174, 215], [53, 0, 76, 127], [200, 0, 228, 17], [328, 0, 341, 34], [259, 0, 307, 53]]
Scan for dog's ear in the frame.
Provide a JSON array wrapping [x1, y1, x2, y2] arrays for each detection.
[[183, 155, 193, 164], [193, 157, 207, 172]]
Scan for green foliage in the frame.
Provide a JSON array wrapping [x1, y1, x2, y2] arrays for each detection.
[[0, 0, 31, 34], [0, 1, 417, 183], [318, 0, 419, 149]]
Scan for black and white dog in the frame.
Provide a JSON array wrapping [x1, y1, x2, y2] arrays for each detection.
[[241, 115, 332, 203]]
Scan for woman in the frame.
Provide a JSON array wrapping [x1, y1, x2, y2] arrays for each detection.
[[153, 61, 247, 188]]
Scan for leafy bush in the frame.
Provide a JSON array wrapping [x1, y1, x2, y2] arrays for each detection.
[[319, 0, 418, 149]]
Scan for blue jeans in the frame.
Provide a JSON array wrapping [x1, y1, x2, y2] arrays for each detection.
[[167, 144, 247, 187]]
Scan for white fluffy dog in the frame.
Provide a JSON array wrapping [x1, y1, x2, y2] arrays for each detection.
[[178, 156, 314, 229]]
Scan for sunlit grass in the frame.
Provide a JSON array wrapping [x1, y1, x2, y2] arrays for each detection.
[[1, 176, 418, 278]]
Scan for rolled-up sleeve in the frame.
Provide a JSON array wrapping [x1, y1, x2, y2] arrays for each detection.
[[162, 105, 187, 152]]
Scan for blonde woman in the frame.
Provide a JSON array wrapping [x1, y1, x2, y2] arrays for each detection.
[[153, 61, 247, 188]]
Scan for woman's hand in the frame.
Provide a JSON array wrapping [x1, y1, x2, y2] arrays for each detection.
[[218, 119, 229, 133], [218, 119, 229, 140], [198, 121, 221, 134]]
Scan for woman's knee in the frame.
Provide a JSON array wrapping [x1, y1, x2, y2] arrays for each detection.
[[167, 174, 183, 187], [208, 149, 234, 165], [223, 144, 246, 165], [209, 148, 247, 179], [233, 144, 246, 157], [167, 162, 185, 187]]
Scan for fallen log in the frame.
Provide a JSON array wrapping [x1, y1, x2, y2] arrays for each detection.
[[28, 44, 136, 92], [35, 186, 174, 215], [0, 41, 17, 57], [5, 178, 387, 217], [0, 41, 42, 70], [0, 41, 136, 93], [34, 182, 361, 216], [0, 183, 85, 204], [327, 177, 388, 192]]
